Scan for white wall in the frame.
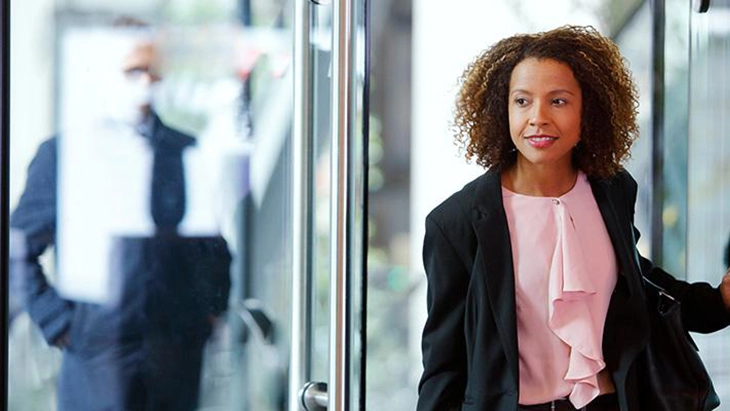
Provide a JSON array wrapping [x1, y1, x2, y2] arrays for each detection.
[[10, 0, 57, 207]]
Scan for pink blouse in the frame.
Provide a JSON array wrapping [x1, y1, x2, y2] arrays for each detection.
[[502, 172, 618, 408]]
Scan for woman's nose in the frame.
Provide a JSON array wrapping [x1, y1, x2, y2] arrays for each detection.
[[529, 102, 548, 126]]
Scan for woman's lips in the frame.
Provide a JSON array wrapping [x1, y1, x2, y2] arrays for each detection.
[[525, 135, 557, 149]]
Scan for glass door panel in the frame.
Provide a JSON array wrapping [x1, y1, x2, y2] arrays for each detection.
[[6, 0, 368, 410], [8, 2, 293, 410], [687, 0, 730, 403], [295, 0, 367, 410]]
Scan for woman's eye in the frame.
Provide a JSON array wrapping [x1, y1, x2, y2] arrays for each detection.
[[514, 98, 528, 106], [552, 98, 567, 106]]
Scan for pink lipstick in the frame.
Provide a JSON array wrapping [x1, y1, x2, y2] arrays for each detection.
[[525, 135, 557, 149]]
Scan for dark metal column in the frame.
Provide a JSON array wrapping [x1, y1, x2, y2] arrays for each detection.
[[1, 0, 9, 407], [651, 0, 666, 264]]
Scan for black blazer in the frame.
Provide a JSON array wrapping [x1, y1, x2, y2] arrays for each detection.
[[417, 169, 730, 411]]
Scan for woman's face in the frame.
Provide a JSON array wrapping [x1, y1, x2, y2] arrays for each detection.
[[507, 57, 582, 172]]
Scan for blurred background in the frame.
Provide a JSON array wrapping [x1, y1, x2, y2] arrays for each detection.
[[7, 0, 730, 409]]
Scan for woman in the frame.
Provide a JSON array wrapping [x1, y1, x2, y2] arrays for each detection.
[[417, 25, 730, 411]]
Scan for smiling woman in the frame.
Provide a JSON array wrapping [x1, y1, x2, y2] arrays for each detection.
[[453, 26, 639, 180], [416, 25, 730, 411], [505, 58, 583, 197]]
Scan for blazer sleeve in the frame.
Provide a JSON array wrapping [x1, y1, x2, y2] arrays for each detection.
[[417, 215, 469, 411], [10, 138, 74, 345], [641, 258, 730, 333], [620, 171, 730, 333]]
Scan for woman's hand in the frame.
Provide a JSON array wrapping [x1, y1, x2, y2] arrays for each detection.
[[722, 269, 730, 312]]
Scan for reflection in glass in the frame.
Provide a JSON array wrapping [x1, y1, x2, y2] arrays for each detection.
[[8, 2, 294, 410], [11, 20, 232, 411]]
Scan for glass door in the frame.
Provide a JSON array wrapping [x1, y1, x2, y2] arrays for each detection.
[[686, 0, 730, 403], [293, 1, 368, 410], [4, 0, 368, 410]]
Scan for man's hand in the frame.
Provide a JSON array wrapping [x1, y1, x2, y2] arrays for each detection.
[[721, 269, 730, 312]]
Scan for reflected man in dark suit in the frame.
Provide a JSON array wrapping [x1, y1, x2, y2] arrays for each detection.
[[10, 25, 231, 411]]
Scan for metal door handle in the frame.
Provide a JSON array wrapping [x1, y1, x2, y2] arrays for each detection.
[[300, 381, 328, 411]]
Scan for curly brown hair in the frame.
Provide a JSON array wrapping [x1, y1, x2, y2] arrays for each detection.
[[454, 25, 639, 178]]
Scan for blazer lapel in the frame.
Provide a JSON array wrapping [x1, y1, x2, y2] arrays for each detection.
[[471, 171, 519, 385], [589, 177, 639, 284], [589, 175, 650, 399]]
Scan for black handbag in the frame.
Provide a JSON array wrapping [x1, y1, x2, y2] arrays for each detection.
[[637, 277, 721, 411]]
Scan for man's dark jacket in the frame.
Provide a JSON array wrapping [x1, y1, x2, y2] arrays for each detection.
[[10, 115, 231, 411]]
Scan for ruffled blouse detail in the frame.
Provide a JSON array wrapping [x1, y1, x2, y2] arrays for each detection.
[[502, 172, 617, 409], [547, 197, 604, 408]]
